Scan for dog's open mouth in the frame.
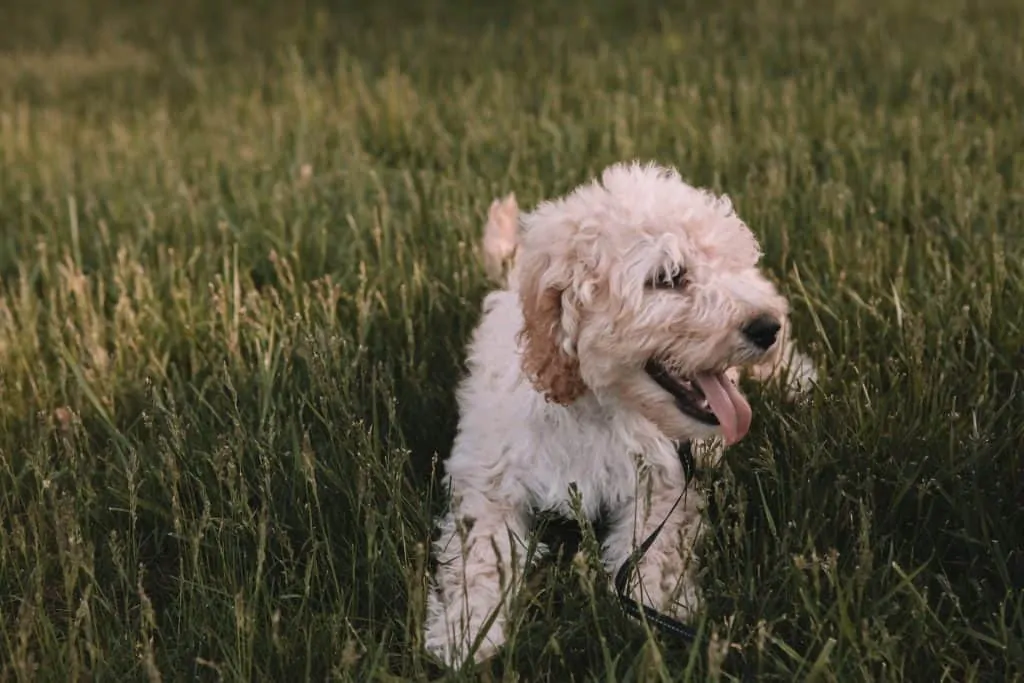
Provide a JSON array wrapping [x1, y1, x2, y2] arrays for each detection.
[[644, 360, 753, 445]]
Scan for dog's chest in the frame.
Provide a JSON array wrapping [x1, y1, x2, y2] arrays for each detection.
[[521, 411, 668, 521]]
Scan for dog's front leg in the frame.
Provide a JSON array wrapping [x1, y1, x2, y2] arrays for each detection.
[[601, 477, 706, 624], [424, 494, 530, 667]]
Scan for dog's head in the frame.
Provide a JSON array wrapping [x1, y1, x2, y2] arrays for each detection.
[[515, 161, 789, 445]]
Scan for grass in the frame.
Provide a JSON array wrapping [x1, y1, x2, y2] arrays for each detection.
[[0, 0, 1022, 679]]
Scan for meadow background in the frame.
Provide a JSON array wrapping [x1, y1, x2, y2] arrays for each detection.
[[0, 0, 1022, 680]]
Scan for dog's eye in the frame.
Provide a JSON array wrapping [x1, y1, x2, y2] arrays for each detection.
[[647, 266, 688, 290]]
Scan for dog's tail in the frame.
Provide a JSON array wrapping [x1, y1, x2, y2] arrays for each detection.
[[481, 193, 519, 286]]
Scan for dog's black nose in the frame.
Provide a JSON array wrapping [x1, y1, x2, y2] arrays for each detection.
[[742, 314, 781, 350]]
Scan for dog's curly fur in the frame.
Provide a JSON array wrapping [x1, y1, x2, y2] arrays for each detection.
[[425, 162, 817, 666]]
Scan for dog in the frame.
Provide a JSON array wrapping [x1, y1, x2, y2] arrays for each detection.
[[424, 161, 817, 666]]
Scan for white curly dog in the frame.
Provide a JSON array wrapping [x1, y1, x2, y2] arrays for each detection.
[[424, 161, 816, 666]]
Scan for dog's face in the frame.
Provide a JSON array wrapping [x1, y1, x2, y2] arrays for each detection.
[[516, 162, 789, 445]]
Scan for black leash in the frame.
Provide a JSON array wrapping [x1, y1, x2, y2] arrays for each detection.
[[614, 441, 700, 642]]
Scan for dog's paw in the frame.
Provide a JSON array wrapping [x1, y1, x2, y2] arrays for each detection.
[[779, 347, 818, 400], [423, 590, 507, 669], [745, 335, 818, 401]]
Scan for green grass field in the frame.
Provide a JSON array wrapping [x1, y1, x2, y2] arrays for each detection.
[[1, 0, 1022, 680]]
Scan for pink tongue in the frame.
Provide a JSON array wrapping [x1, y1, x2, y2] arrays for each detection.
[[693, 372, 753, 446]]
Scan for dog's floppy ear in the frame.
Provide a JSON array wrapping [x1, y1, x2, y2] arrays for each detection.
[[516, 252, 587, 405]]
